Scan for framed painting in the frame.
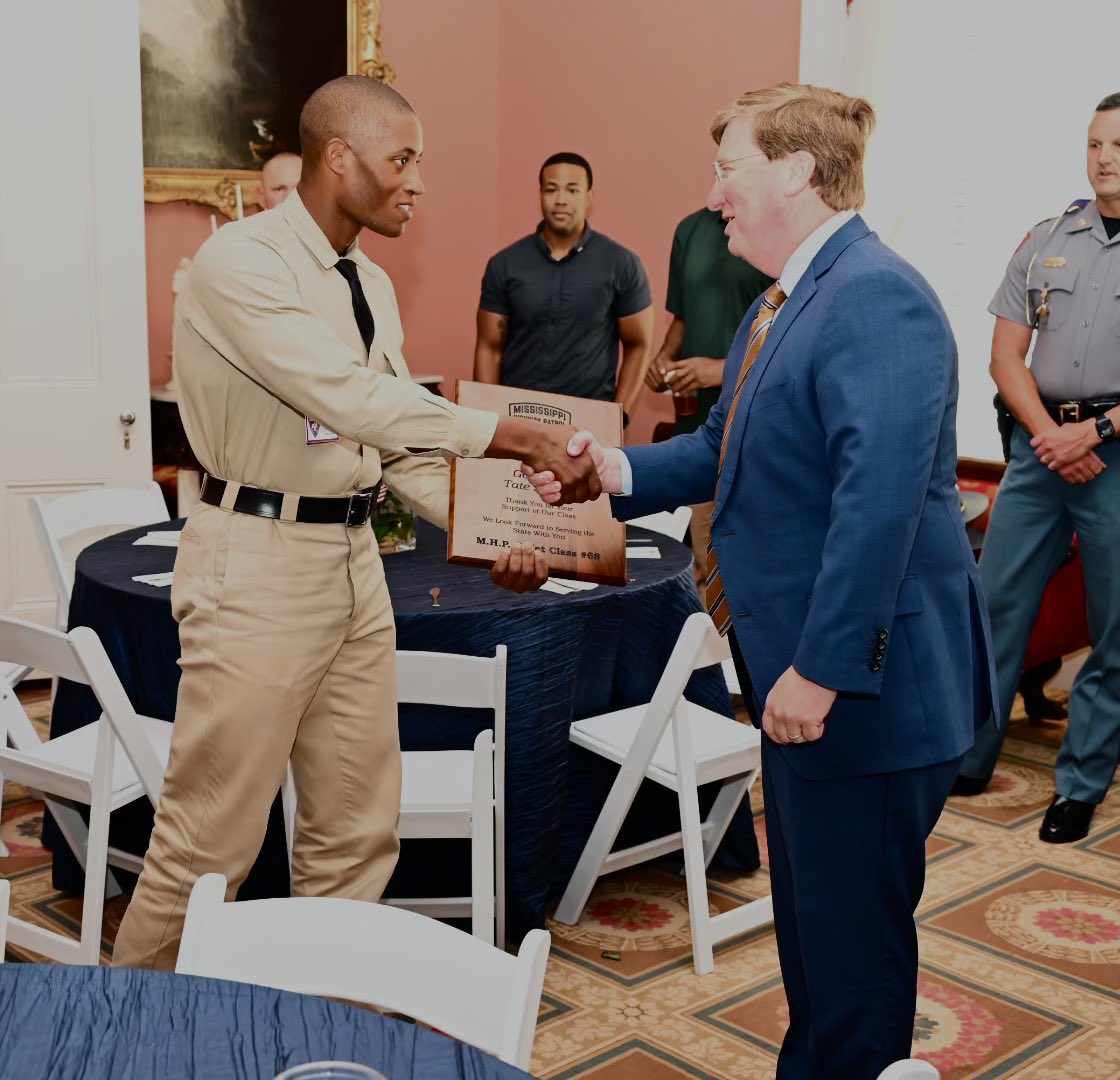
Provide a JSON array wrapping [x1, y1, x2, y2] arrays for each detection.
[[141, 0, 394, 218]]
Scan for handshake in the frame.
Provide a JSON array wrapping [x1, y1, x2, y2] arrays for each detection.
[[485, 417, 622, 505], [520, 430, 623, 504], [482, 420, 623, 592]]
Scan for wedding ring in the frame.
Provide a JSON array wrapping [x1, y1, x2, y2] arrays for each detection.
[[790, 733, 804, 741]]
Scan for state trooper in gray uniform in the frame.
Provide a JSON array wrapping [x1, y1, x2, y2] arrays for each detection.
[[955, 92, 1120, 844]]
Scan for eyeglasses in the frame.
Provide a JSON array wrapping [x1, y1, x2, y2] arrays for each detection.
[[713, 153, 767, 183]]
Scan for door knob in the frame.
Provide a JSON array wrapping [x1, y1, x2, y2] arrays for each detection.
[[119, 410, 137, 449]]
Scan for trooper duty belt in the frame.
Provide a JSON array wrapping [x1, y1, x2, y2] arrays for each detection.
[[1041, 397, 1120, 424]]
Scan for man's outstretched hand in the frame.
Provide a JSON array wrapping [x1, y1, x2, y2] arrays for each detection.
[[486, 419, 602, 505], [522, 430, 623, 505]]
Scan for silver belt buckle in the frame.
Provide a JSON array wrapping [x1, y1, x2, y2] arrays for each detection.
[[345, 490, 373, 527], [1057, 402, 1081, 424]]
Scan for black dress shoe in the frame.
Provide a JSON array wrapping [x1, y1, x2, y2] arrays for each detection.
[[1039, 795, 1095, 844], [1024, 695, 1068, 725], [951, 774, 989, 796]]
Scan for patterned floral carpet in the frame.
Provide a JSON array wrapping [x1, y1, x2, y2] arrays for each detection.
[[3, 687, 1119, 1078]]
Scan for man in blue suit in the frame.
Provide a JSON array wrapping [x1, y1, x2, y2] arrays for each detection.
[[526, 83, 997, 1078]]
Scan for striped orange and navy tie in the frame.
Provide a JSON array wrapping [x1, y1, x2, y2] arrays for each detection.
[[704, 282, 787, 635]]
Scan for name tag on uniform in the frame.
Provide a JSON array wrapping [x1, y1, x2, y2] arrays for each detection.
[[305, 416, 340, 444], [1042, 256, 1067, 267]]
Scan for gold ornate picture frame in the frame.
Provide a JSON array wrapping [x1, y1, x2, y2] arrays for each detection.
[[142, 0, 394, 219]]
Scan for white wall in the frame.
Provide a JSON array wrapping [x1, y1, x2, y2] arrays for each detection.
[[802, 0, 1117, 459]]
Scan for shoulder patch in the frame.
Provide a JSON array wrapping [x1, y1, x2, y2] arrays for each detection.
[[1032, 198, 1091, 232]]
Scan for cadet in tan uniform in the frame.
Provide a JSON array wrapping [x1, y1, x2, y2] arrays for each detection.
[[112, 76, 599, 970], [954, 92, 1120, 844]]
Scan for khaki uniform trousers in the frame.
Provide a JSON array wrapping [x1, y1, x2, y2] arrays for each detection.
[[112, 502, 401, 970]]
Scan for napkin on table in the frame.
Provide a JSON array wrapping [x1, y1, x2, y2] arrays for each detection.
[[132, 572, 174, 587], [132, 531, 182, 547]]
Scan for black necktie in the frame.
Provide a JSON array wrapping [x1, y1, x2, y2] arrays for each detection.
[[335, 258, 376, 356]]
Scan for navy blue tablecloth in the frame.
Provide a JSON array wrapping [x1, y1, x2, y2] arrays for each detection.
[[48, 518, 759, 938], [0, 964, 530, 1080]]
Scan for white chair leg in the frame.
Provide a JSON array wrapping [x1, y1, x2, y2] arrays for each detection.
[[0, 878, 9, 956], [673, 708, 715, 975], [48, 797, 123, 899], [494, 798, 506, 950], [281, 765, 297, 870], [554, 749, 651, 925], [700, 773, 751, 870], [494, 723, 506, 951], [470, 730, 495, 944], [78, 722, 116, 964], [0, 771, 8, 858]]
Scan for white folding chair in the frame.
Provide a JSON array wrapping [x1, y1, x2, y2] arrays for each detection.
[[0, 617, 168, 964], [12, 484, 172, 830], [878, 1060, 939, 1080], [0, 878, 9, 960], [627, 505, 693, 543], [0, 664, 26, 858], [177, 873, 549, 1071], [554, 611, 771, 974], [282, 646, 507, 946], [29, 483, 169, 632], [0, 662, 30, 693]]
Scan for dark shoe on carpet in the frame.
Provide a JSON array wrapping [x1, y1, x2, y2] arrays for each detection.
[[1039, 795, 1095, 844], [1024, 696, 1068, 724], [951, 774, 989, 796]]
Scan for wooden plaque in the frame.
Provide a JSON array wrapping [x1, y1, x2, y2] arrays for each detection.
[[449, 382, 627, 586]]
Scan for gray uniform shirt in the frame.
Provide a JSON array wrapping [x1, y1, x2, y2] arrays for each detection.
[[989, 201, 1120, 400]]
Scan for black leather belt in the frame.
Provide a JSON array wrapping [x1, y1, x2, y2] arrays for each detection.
[[1043, 397, 1120, 424], [200, 476, 376, 527]]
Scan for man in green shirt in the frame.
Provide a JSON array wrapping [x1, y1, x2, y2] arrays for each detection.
[[646, 208, 772, 570]]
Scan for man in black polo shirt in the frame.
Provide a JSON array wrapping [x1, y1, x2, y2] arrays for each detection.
[[473, 152, 654, 419]]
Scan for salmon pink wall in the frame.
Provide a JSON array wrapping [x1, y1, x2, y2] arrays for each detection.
[[146, 201, 215, 385], [144, 0, 800, 444]]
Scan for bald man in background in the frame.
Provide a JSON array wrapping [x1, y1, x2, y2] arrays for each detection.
[[257, 150, 302, 210], [112, 75, 598, 970]]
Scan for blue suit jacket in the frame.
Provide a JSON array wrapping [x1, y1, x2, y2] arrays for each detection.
[[618, 216, 997, 779]]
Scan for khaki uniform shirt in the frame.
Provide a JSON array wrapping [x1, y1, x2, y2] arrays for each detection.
[[174, 191, 497, 529], [989, 200, 1120, 400]]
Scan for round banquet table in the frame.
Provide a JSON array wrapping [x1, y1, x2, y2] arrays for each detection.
[[48, 517, 759, 939], [0, 963, 531, 1080]]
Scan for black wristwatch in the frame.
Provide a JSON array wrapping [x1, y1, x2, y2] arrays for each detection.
[[1095, 415, 1117, 443]]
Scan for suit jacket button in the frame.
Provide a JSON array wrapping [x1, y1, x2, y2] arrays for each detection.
[[870, 661, 882, 672], [878, 629, 889, 641]]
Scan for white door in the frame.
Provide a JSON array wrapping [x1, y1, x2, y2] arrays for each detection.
[[0, 0, 151, 632]]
